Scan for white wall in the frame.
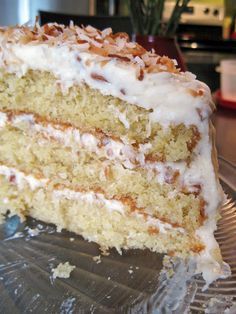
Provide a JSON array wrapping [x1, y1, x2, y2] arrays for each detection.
[[0, 0, 20, 26], [0, 0, 89, 26], [30, 0, 89, 22]]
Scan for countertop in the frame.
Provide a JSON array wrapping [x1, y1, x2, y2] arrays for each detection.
[[213, 106, 236, 166]]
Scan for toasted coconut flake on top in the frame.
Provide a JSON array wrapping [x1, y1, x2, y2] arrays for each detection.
[[0, 22, 181, 78], [101, 27, 112, 38]]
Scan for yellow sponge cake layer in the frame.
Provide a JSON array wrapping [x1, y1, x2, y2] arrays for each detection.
[[0, 173, 204, 256], [0, 70, 199, 162]]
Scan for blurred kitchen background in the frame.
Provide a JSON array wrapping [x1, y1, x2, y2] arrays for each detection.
[[0, 0, 235, 92]]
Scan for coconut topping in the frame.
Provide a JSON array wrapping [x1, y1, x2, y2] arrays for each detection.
[[0, 22, 179, 78]]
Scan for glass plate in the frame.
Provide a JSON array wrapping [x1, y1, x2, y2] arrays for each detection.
[[0, 157, 236, 313]]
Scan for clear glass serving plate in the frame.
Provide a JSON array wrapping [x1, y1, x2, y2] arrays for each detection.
[[0, 157, 236, 313]]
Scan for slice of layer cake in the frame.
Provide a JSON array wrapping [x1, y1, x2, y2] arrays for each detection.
[[0, 22, 229, 286]]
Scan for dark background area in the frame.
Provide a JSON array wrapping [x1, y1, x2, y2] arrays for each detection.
[[39, 10, 236, 93]]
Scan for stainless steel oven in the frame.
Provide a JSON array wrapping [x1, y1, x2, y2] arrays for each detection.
[[164, 0, 225, 26], [181, 45, 236, 92], [167, 0, 235, 92]]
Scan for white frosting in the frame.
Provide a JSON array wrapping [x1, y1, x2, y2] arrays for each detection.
[[172, 121, 228, 287], [0, 112, 7, 128], [0, 165, 47, 190], [11, 113, 34, 124], [195, 226, 231, 291], [53, 189, 125, 215], [112, 106, 130, 129]]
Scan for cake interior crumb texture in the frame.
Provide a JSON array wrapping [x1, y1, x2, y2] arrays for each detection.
[[0, 22, 230, 286]]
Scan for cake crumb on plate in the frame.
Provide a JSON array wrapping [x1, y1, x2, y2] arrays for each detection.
[[93, 255, 101, 264], [52, 262, 75, 279]]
